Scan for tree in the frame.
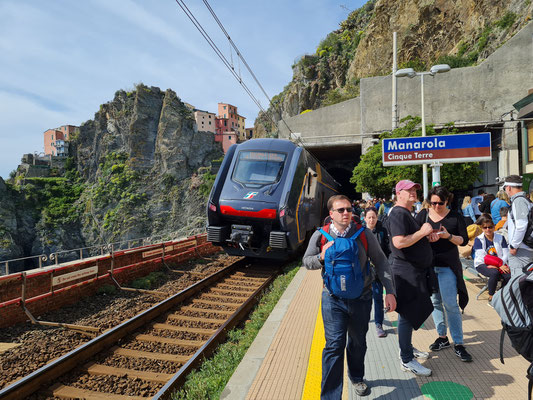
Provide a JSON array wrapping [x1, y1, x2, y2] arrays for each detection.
[[351, 116, 482, 197]]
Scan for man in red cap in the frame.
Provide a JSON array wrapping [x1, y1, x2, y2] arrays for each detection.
[[387, 180, 435, 377]]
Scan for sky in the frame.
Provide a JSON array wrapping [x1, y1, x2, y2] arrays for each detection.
[[0, 0, 366, 179]]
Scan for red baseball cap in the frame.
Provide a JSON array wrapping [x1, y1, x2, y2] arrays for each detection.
[[395, 180, 421, 193]]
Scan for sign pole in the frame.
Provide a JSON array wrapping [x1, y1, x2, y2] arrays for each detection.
[[431, 162, 443, 187], [420, 74, 428, 199]]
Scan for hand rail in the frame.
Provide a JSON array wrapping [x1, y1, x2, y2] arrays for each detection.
[[0, 231, 200, 276]]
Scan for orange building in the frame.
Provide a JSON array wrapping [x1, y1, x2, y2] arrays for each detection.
[[222, 132, 238, 153], [43, 125, 78, 156], [216, 103, 245, 140]]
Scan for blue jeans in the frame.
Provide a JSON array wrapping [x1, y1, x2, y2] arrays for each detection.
[[372, 280, 384, 326], [432, 266, 463, 344], [321, 289, 372, 400], [398, 314, 415, 363], [509, 248, 533, 278]]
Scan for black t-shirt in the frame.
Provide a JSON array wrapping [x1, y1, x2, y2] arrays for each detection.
[[415, 209, 468, 268], [388, 206, 433, 269]]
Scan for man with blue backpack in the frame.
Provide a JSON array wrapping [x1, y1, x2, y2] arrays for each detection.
[[303, 194, 397, 399]]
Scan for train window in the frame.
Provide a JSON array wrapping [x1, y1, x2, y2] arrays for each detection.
[[232, 151, 286, 187]]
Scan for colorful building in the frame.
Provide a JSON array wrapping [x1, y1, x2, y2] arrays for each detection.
[[216, 103, 245, 140], [193, 109, 216, 133], [244, 127, 255, 141], [43, 125, 78, 156], [221, 132, 238, 153]]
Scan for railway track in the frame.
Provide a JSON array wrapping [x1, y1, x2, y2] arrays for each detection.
[[0, 259, 278, 400]]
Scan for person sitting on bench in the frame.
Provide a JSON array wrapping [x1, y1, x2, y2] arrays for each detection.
[[472, 215, 511, 302]]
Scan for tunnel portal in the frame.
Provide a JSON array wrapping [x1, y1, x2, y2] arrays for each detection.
[[307, 144, 362, 200]]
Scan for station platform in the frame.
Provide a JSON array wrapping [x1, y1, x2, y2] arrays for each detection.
[[222, 266, 531, 399]]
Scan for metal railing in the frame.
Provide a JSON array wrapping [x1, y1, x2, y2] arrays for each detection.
[[0, 231, 195, 276]]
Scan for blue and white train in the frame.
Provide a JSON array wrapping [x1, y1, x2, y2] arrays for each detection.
[[207, 138, 339, 259]]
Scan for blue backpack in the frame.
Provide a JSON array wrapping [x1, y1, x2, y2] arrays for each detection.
[[319, 226, 369, 299]]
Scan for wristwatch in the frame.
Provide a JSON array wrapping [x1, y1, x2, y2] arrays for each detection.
[[447, 234, 453, 241]]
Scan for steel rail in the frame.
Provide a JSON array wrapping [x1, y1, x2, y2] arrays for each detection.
[[153, 266, 277, 400], [0, 259, 247, 400]]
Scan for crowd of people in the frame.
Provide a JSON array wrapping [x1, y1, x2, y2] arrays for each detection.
[[303, 175, 533, 399]]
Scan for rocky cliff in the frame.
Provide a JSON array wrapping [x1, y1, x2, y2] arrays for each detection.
[[255, 0, 533, 135], [0, 85, 223, 268]]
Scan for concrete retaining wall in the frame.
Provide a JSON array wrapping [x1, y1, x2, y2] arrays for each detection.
[[279, 21, 533, 159]]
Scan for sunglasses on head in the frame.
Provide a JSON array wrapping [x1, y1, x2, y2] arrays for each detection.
[[333, 207, 353, 213], [431, 201, 445, 206]]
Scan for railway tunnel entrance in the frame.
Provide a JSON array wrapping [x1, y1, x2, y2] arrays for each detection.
[[307, 144, 362, 200]]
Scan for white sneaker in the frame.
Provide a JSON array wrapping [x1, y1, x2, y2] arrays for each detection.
[[400, 359, 432, 377], [398, 348, 430, 360], [413, 347, 430, 360]]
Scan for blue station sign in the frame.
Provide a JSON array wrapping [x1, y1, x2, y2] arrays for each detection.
[[382, 132, 491, 166]]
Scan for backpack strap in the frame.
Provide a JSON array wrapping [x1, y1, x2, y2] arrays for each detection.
[[353, 223, 368, 252], [500, 325, 506, 364], [319, 222, 368, 252], [319, 223, 331, 250], [319, 228, 334, 242]]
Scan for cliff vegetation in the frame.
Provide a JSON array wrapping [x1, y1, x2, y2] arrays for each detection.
[[255, 0, 533, 136]]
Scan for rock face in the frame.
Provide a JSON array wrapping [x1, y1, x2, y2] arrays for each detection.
[[77, 85, 220, 181], [0, 85, 223, 267], [256, 0, 533, 135], [0, 177, 36, 266]]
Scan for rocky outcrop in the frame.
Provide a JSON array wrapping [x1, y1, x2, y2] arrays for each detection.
[[77, 85, 220, 181], [0, 177, 36, 264], [257, 0, 533, 136], [0, 85, 223, 266]]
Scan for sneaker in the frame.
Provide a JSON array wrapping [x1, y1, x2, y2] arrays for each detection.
[[429, 336, 451, 351], [413, 347, 430, 360], [376, 324, 387, 338], [400, 359, 432, 377], [454, 344, 473, 362], [353, 381, 369, 396], [398, 348, 430, 360]]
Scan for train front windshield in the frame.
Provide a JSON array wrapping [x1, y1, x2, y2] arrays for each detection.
[[232, 151, 286, 188]]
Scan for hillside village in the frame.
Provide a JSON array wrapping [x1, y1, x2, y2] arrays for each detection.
[[18, 101, 255, 180]]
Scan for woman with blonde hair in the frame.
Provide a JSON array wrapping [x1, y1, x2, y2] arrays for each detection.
[[490, 190, 510, 224], [461, 196, 476, 226]]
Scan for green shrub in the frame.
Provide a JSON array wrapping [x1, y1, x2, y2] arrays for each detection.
[[398, 58, 426, 71], [199, 172, 216, 198], [495, 12, 517, 29], [97, 284, 117, 295], [130, 271, 166, 289]]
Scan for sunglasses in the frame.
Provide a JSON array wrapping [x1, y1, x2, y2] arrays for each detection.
[[431, 201, 445, 206], [333, 207, 353, 213], [482, 225, 495, 230]]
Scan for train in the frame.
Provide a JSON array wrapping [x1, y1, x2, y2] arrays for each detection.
[[206, 138, 339, 259]]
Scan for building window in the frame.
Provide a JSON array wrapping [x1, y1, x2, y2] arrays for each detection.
[[209, 121, 211, 125], [224, 106, 227, 110]]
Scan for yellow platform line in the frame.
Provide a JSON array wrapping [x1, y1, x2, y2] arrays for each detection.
[[302, 299, 324, 400]]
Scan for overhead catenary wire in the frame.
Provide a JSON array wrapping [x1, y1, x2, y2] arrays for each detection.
[[201, 0, 295, 136], [174, 0, 293, 136], [174, 0, 265, 113]]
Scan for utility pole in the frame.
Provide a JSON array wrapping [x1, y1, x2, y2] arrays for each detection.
[[392, 32, 398, 130]]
